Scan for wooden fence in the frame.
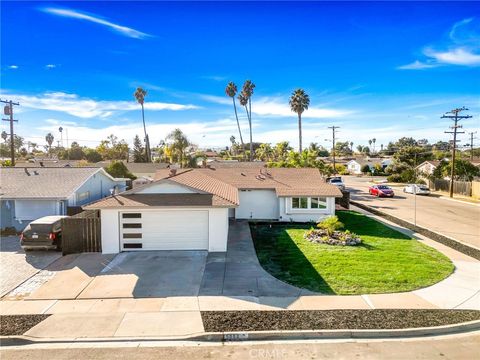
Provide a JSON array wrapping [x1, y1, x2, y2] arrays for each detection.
[[61, 210, 101, 255], [428, 179, 472, 196]]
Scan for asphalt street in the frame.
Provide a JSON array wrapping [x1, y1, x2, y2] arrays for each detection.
[[343, 176, 480, 248]]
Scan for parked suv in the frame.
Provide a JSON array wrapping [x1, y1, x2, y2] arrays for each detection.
[[20, 216, 67, 251], [326, 176, 345, 190]]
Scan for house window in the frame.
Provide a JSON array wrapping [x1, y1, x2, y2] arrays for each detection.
[[77, 191, 90, 202], [292, 197, 308, 209], [311, 197, 327, 209], [122, 213, 142, 219]]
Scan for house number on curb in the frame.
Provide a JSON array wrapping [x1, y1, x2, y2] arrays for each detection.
[[224, 333, 249, 341]]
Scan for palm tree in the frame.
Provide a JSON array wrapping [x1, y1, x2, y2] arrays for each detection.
[[239, 80, 256, 161], [350, 142, 354, 152], [134, 87, 151, 162], [289, 89, 310, 153], [225, 82, 245, 158], [45, 133, 54, 157], [372, 138, 376, 153]]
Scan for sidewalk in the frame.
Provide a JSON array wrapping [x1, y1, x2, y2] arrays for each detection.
[[1, 215, 479, 340]]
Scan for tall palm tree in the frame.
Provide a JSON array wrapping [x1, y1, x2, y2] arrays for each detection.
[[45, 133, 54, 156], [289, 89, 310, 153], [368, 139, 373, 153], [134, 87, 151, 162], [372, 138, 376, 153], [225, 82, 245, 158], [239, 80, 255, 161], [350, 142, 354, 152]]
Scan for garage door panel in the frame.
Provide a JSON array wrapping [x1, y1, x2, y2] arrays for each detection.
[[120, 210, 208, 251]]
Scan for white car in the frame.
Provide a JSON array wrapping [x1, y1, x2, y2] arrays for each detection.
[[403, 184, 430, 195]]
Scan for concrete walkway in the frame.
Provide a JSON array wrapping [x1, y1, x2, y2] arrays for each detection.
[[1, 215, 479, 339]]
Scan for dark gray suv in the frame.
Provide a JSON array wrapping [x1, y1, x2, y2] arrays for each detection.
[[20, 216, 67, 251]]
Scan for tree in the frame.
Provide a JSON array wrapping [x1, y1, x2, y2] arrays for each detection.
[[1, 131, 7, 143], [334, 141, 353, 156], [165, 128, 190, 168], [84, 148, 102, 163], [255, 143, 274, 161], [289, 89, 310, 153], [105, 161, 136, 180], [350, 142, 354, 152], [45, 133, 54, 156], [225, 82, 245, 157], [317, 215, 344, 236], [274, 141, 292, 161], [239, 80, 256, 161], [96, 135, 129, 160], [133, 135, 146, 162], [361, 164, 372, 174], [134, 87, 151, 162], [432, 159, 480, 181], [68, 142, 85, 160], [372, 138, 376, 153]]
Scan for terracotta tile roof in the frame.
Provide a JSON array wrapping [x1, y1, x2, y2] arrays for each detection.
[[157, 167, 342, 198], [84, 193, 232, 209]]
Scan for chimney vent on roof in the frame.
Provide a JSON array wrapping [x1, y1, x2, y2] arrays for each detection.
[[169, 169, 177, 177], [24, 168, 31, 176], [33, 170, 39, 175], [39, 161, 44, 167]]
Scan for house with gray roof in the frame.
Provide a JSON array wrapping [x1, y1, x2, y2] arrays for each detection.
[[0, 167, 127, 231]]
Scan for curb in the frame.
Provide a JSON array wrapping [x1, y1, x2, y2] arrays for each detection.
[[349, 200, 480, 259], [1, 320, 480, 346]]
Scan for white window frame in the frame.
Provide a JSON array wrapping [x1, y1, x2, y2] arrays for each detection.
[[288, 197, 330, 214], [77, 191, 90, 202]]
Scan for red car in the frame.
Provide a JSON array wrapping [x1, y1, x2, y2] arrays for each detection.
[[369, 185, 395, 197]]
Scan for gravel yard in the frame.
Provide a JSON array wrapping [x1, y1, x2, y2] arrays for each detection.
[[0, 315, 51, 336], [201, 310, 480, 332]]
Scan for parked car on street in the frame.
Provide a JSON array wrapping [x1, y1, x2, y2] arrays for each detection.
[[327, 176, 345, 190], [20, 216, 67, 251], [403, 184, 431, 195], [368, 184, 395, 197]]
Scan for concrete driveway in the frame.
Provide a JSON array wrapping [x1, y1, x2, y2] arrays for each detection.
[[0, 235, 62, 297], [26, 251, 207, 300]]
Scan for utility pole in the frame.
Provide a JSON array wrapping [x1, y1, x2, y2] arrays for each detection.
[[467, 131, 477, 160], [328, 126, 340, 173], [1, 99, 20, 166], [442, 107, 470, 198]]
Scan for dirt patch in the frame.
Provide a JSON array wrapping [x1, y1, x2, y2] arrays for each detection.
[[201, 310, 480, 332], [0, 315, 50, 336]]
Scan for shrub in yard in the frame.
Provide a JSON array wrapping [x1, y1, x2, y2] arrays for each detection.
[[317, 216, 344, 236]]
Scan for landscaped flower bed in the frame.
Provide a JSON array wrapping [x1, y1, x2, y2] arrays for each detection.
[[304, 229, 362, 246]]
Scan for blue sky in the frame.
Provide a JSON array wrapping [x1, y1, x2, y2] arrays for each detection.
[[1, 1, 479, 151]]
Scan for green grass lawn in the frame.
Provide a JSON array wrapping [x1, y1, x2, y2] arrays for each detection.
[[250, 211, 454, 295]]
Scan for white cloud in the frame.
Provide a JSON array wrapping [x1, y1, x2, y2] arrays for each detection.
[[41, 7, 151, 39], [45, 64, 57, 69], [398, 18, 480, 70], [397, 60, 440, 70], [8, 65, 18, 69], [424, 47, 480, 66], [2, 92, 199, 118], [201, 75, 228, 82]]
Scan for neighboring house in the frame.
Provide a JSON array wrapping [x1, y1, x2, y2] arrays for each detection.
[[347, 158, 391, 174], [85, 167, 342, 254], [416, 160, 441, 177], [95, 161, 170, 178], [0, 167, 127, 231]]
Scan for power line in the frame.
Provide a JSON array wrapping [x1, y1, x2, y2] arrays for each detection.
[[467, 131, 477, 161], [442, 107, 470, 198], [0, 99, 20, 166]]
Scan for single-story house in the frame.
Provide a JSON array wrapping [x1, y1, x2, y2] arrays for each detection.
[[85, 167, 342, 254], [0, 167, 127, 231], [415, 160, 441, 177], [347, 158, 392, 174]]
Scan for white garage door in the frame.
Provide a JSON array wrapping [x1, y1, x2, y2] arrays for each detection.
[[120, 210, 209, 251]]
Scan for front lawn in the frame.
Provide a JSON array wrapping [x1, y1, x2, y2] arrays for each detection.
[[250, 211, 454, 295]]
